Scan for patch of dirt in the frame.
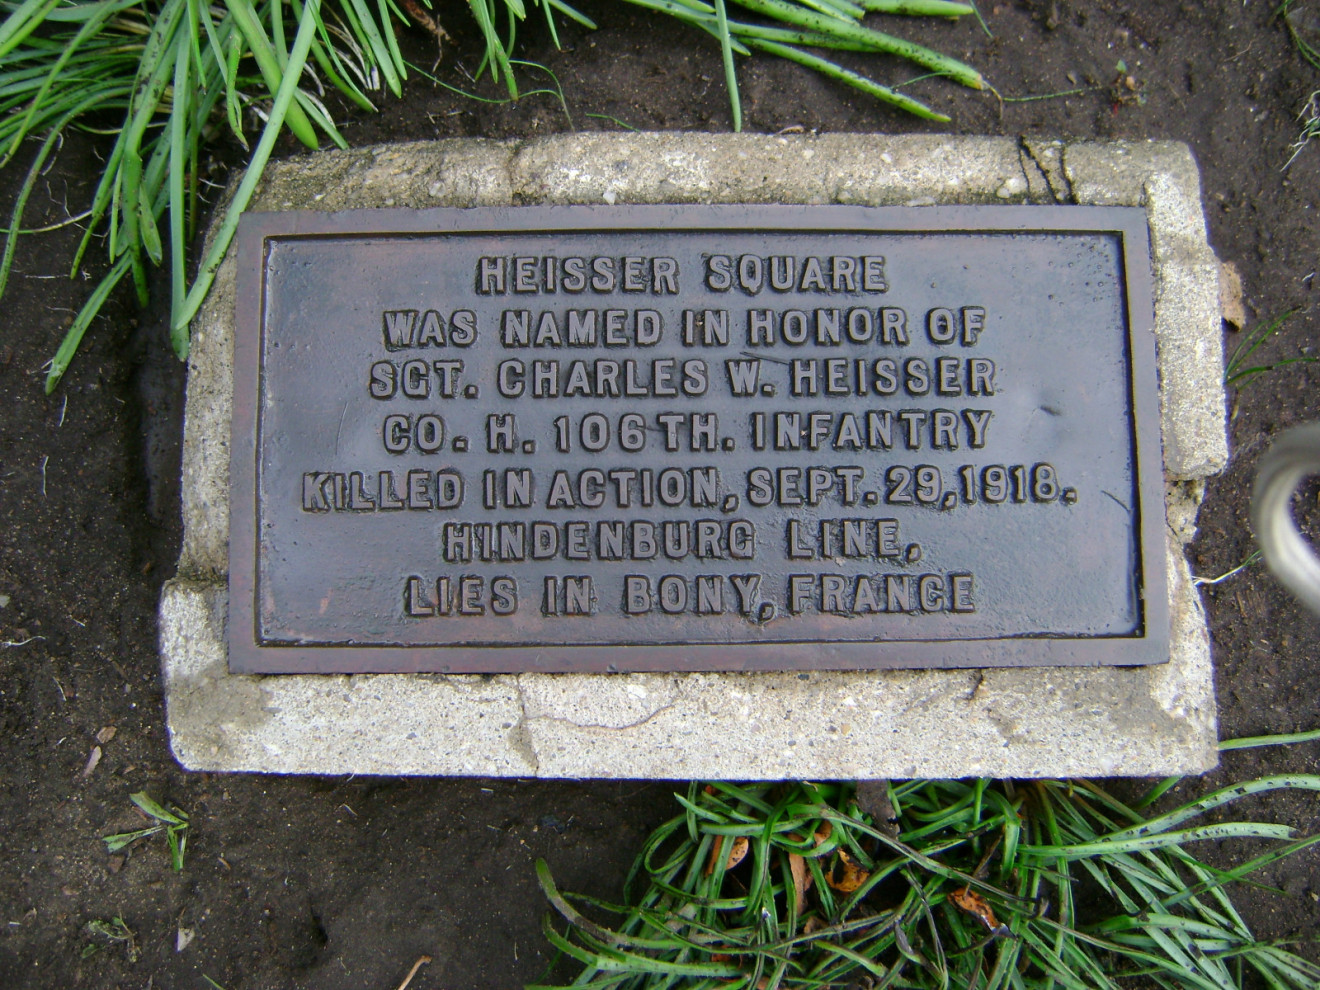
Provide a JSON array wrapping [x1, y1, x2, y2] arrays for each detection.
[[1, 1, 1318, 986]]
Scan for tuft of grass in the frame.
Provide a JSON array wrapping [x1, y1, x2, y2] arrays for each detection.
[[0, 0, 408, 391], [1281, 0, 1320, 71], [535, 758, 1320, 989], [1224, 309, 1318, 387], [0, 0, 986, 390], [1281, 1, 1320, 166], [102, 790, 190, 871], [1193, 547, 1263, 588], [638, 0, 985, 126], [1286, 89, 1319, 168], [82, 915, 139, 961]]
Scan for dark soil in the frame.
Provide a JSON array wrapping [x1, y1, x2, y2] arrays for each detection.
[[2, 1, 1319, 987]]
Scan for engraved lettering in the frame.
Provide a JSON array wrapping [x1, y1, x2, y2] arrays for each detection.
[[418, 311, 445, 346], [369, 361, 396, 398], [862, 256, 887, 292], [383, 310, 418, 349], [405, 576, 434, 616], [963, 409, 992, 448], [491, 577, 517, 615], [477, 257, 505, 294], [962, 307, 985, 345], [487, 413, 516, 453], [927, 308, 957, 344]]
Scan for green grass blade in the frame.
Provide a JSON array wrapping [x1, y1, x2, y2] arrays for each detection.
[[271, 0, 286, 52], [536, 860, 684, 952], [467, 0, 518, 95], [1221, 727, 1320, 751], [290, 0, 376, 109], [1160, 834, 1320, 914], [1103, 776, 1320, 840], [223, 0, 319, 146], [135, 174, 163, 265], [1228, 357, 1319, 386], [375, 0, 407, 87], [45, 252, 133, 391], [102, 824, 163, 852], [130, 791, 186, 824], [112, 0, 186, 262], [171, 0, 324, 351], [1224, 309, 1298, 383], [547, 0, 596, 29], [748, 38, 949, 120], [291, 88, 349, 148], [116, 145, 143, 265], [799, 0, 866, 23], [167, 824, 186, 870], [0, 0, 138, 164], [0, 93, 117, 299], [818, 938, 891, 978], [70, 0, 185, 272], [734, 0, 983, 88], [167, 30, 189, 338], [338, 0, 400, 94], [1026, 822, 1297, 861], [222, 30, 248, 147], [1132, 775, 1182, 810], [0, 0, 62, 58], [713, 0, 742, 130], [861, 0, 973, 14]]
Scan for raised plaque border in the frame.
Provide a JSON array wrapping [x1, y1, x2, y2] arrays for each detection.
[[228, 204, 1167, 675]]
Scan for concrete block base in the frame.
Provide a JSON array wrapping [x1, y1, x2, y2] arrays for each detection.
[[160, 134, 1225, 778]]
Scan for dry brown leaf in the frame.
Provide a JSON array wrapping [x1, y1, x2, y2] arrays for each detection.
[[707, 834, 751, 877], [706, 835, 750, 876], [803, 915, 825, 935], [1219, 261, 1246, 330], [813, 821, 832, 845], [395, 955, 432, 990], [95, 726, 117, 745], [81, 745, 102, 777], [705, 836, 723, 876], [855, 779, 899, 837], [949, 885, 1006, 934], [400, 0, 448, 48], [825, 848, 870, 893], [789, 852, 811, 915]]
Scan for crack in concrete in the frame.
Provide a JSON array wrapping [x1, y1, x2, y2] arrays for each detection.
[[507, 680, 541, 773], [1016, 139, 1051, 203], [1019, 137, 1075, 204], [1052, 143, 1081, 204], [528, 702, 679, 733]]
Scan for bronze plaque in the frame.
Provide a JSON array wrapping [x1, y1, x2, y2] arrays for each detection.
[[228, 205, 1166, 674]]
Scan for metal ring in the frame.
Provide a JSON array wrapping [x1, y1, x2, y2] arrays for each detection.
[[1251, 422, 1320, 616]]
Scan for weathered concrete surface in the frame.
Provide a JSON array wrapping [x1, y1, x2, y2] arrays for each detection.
[[161, 133, 1226, 778]]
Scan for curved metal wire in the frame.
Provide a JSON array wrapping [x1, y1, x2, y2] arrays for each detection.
[[1252, 422, 1320, 617]]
